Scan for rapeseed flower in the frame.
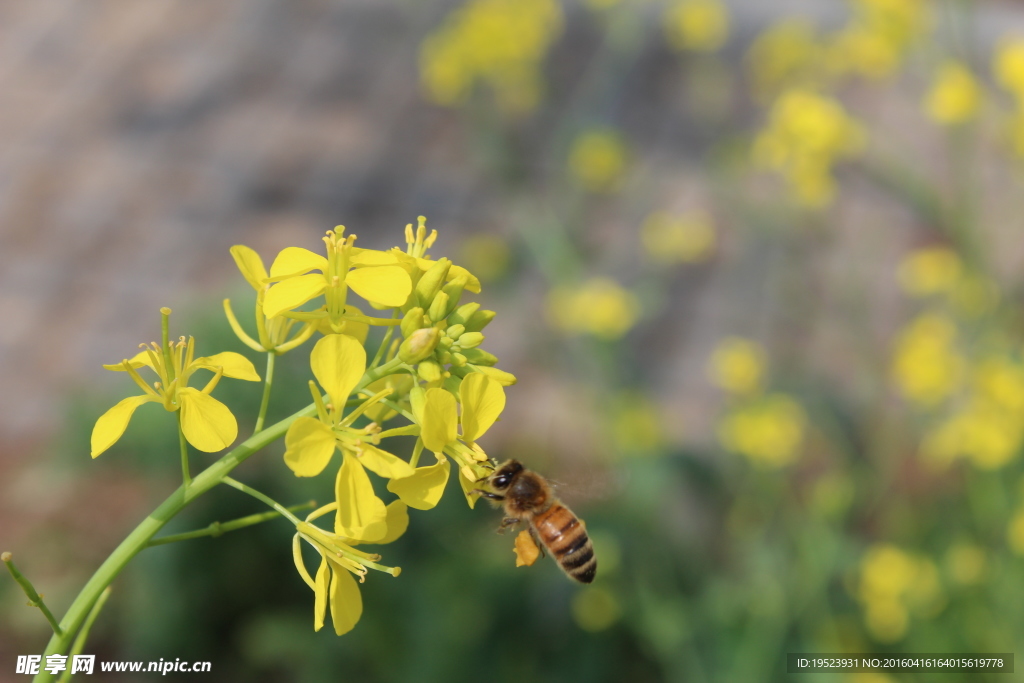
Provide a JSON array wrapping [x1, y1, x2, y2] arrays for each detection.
[[856, 544, 943, 642], [641, 211, 716, 265], [663, 0, 729, 53], [897, 246, 962, 296], [546, 278, 639, 339], [717, 394, 806, 467], [994, 38, 1024, 102], [709, 337, 765, 395], [91, 310, 259, 457], [924, 61, 981, 125], [568, 129, 629, 193], [891, 313, 963, 407]]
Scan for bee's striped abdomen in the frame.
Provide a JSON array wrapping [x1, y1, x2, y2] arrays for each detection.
[[533, 503, 597, 583]]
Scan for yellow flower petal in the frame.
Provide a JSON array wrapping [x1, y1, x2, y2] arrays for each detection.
[[346, 266, 412, 307], [326, 559, 363, 635], [263, 273, 327, 318], [269, 246, 329, 278], [178, 387, 238, 453], [313, 555, 329, 632], [103, 349, 156, 372], [310, 334, 366, 409], [459, 373, 505, 442], [370, 500, 410, 545], [421, 388, 457, 452], [192, 352, 260, 381], [230, 245, 269, 291], [386, 454, 450, 510], [284, 417, 337, 477], [91, 394, 158, 457], [356, 444, 415, 479], [350, 248, 398, 266], [335, 453, 388, 541]]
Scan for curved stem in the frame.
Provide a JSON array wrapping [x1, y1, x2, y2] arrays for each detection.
[[221, 476, 304, 526], [33, 355, 406, 683], [56, 587, 111, 683], [3, 553, 62, 636], [254, 352, 276, 434]]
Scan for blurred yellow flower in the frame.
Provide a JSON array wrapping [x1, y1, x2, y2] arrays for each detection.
[[993, 37, 1024, 102], [546, 277, 640, 339], [709, 337, 765, 395], [459, 233, 511, 283], [663, 0, 729, 53], [924, 61, 981, 125], [419, 0, 563, 114], [857, 544, 943, 642], [945, 543, 986, 585], [897, 246, 962, 296], [568, 129, 629, 193], [891, 313, 963, 407], [641, 211, 716, 265], [832, 0, 931, 79], [753, 89, 866, 207], [717, 394, 806, 467]]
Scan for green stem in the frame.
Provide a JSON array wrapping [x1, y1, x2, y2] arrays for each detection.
[[254, 352, 276, 433], [2, 553, 63, 636], [146, 501, 316, 547], [220, 477, 304, 526], [56, 587, 111, 683], [177, 412, 191, 488], [33, 355, 405, 683], [369, 312, 398, 369]]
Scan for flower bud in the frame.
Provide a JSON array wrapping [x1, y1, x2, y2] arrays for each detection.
[[456, 332, 484, 349], [464, 309, 496, 332], [473, 366, 517, 386], [461, 347, 498, 366], [440, 276, 468, 318], [399, 327, 440, 364], [448, 302, 480, 327], [401, 307, 426, 338], [443, 374, 462, 394], [428, 291, 450, 322], [415, 258, 451, 308], [418, 359, 443, 382], [446, 324, 466, 340], [438, 335, 454, 350], [452, 352, 468, 367]]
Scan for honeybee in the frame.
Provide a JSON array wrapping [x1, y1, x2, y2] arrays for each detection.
[[475, 460, 597, 584]]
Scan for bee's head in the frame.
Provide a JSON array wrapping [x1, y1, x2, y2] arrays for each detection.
[[488, 460, 523, 492]]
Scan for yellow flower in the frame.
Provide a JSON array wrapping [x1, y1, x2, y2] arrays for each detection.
[[292, 500, 406, 635], [641, 211, 716, 265], [571, 586, 622, 632], [922, 399, 1022, 470], [924, 61, 981, 125], [610, 392, 666, 456], [546, 278, 639, 340], [419, 0, 563, 114], [709, 337, 765, 395], [857, 544, 944, 642], [91, 311, 260, 457], [282, 335, 413, 541], [399, 373, 505, 509], [891, 313, 963, 407], [663, 0, 729, 53], [717, 394, 806, 467], [568, 129, 629, 193], [262, 228, 412, 333], [223, 244, 320, 354], [753, 89, 865, 207], [994, 38, 1024, 102], [897, 246, 962, 296]]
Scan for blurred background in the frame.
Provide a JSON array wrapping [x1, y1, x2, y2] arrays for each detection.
[[3, 0, 1024, 681]]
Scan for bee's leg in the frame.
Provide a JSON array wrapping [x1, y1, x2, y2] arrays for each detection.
[[471, 489, 505, 501], [497, 517, 521, 534], [528, 527, 546, 558]]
